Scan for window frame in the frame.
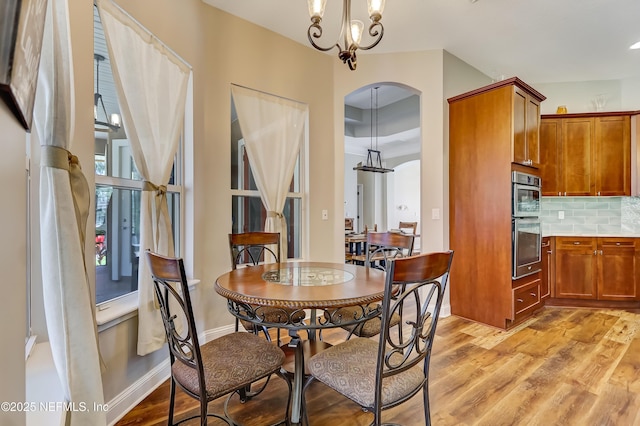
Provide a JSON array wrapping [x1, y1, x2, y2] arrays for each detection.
[[230, 136, 305, 260], [94, 134, 184, 308]]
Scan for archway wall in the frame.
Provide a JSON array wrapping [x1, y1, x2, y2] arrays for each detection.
[[333, 50, 449, 258]]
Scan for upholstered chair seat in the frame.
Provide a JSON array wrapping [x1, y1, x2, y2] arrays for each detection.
[[172, 332, 285, 400], [308, 337, 424, 408]]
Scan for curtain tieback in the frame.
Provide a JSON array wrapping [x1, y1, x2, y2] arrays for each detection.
[[41, 145, 72, 170], [267, 211, 283, 218], [142, 181, 167, 196]]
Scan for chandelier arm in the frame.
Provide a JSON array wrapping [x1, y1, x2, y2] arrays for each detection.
[[347, 51, 357, 70], [357, 22, 384, 51], [307, 23, 340, 52]]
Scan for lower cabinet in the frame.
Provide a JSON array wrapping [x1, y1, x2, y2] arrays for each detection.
[[554, 236, 639, 302], [598, 238, 640, 300], [541, 236, 552, 300], [511, 273, 541, 324]]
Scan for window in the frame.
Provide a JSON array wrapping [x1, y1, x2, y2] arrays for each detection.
[[94, 8, 183, 306], [230, 97, 303, 259]]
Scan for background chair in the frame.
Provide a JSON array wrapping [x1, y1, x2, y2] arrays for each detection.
[[145, 251, 287, 426], [229, 232, 304, 343], [332, 231, 415, 339], [398, 221, 418, 235], [350, 231, 414, 267], [306, 251, 454, 426], [344, 217, 354, 231]]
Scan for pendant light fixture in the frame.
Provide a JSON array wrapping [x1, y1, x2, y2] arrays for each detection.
[[353, 86, 394, 173], [307, 0, 385, 70], [94, 53, 121, 132]]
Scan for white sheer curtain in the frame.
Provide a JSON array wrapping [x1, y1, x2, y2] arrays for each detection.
[[33, 0, 106, 424], [231, 85, 307, 259], [97, 0, 191, 356]]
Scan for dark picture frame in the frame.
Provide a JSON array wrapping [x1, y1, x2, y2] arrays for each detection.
[[0, 0, 48, 131]]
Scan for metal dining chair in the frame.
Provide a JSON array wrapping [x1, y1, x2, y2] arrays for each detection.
[[228, 232, 305, 344], [306, 251, 454, 426], [331, 231, 415, 339], [145, 250, 288, 425]]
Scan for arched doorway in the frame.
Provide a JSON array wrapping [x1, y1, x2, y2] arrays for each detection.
[[343, 82, 421, 246]]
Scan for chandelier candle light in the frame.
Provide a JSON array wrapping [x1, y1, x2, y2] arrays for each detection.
[[307, 0, 385, 70]]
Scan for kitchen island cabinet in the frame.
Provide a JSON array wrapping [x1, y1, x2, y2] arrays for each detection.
[[552, 236, 640, 304]]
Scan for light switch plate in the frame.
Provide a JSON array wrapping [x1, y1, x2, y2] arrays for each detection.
[[558, 211, 564, 219], [432, 208, 440, 220], [322, 209, 328, 220]]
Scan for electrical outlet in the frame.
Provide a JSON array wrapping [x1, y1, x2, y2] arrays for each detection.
[[322, 209, 328, 220], [558, 211, 565, 219]]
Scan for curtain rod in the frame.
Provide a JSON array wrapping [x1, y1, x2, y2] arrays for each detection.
[[231, 83, 308, 107]]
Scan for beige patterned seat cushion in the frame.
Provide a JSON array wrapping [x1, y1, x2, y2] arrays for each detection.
[[308, 337, 425, 408], [330, 304, 402, 338], [240, 305, 306, 332], [172, 332, 285, 400]]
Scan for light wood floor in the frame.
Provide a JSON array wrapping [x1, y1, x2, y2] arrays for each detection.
[[116, 307, 640, 425]]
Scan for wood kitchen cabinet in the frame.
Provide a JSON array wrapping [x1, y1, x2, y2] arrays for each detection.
[[448, 77, 546, 329], [540, 236, 552, 300], [554, 236, 639, 302], [555, 237, 597, 299], [594, 116, 630, 196], [598, 238, 639, 300], [513, 87, 541, 168], [539, 113, 631, 197]]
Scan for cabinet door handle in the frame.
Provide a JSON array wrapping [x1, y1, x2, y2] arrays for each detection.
[[597, 192, 601, 196], [594, 250, 597, 255], [558, 192, 562, 196], [574, 242, 580, 245], [616, 242, 621, 246], [599, 250, 603, 255], [564, 192, 567, 196], [530, 292, 537, 297], [517, 298, 524, 303]]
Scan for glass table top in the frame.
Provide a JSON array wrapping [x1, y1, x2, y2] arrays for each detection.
[[262, 266, 354, 287]]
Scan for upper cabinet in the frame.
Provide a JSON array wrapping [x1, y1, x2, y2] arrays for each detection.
[[513, 87, 542, 168], [540, 113, 631, 197]]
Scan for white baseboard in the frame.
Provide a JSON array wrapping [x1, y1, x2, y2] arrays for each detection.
[[440, 303, 451, 318], [106, 359, 170, 426], [105, 324, 235, 425]]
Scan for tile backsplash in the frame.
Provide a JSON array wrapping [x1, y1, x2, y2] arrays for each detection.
[[540, 196, 640, 235]]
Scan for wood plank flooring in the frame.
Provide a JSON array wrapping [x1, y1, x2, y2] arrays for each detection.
[[115, 307, 640, 425]]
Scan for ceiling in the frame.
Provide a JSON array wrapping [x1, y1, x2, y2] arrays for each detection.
[[202, 0, 640, 85], [203, 0, 640, 160]]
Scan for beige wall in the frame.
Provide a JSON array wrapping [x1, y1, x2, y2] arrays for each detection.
[[333, 50, 450, 259], [0, 101, 27, 425]]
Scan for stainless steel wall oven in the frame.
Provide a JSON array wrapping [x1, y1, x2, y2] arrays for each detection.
[[512, 171, 542, 279]]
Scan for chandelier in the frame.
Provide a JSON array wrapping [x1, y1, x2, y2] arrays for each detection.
[[307, 0, 385, 71], [94, 54, 121, 132], [353, 86, 393, 173]]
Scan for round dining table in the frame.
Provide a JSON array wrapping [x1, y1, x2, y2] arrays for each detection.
[[215, 261, 387, 425]]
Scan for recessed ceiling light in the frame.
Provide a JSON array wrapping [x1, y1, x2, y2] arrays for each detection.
[[630, 41, 640, 50]]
